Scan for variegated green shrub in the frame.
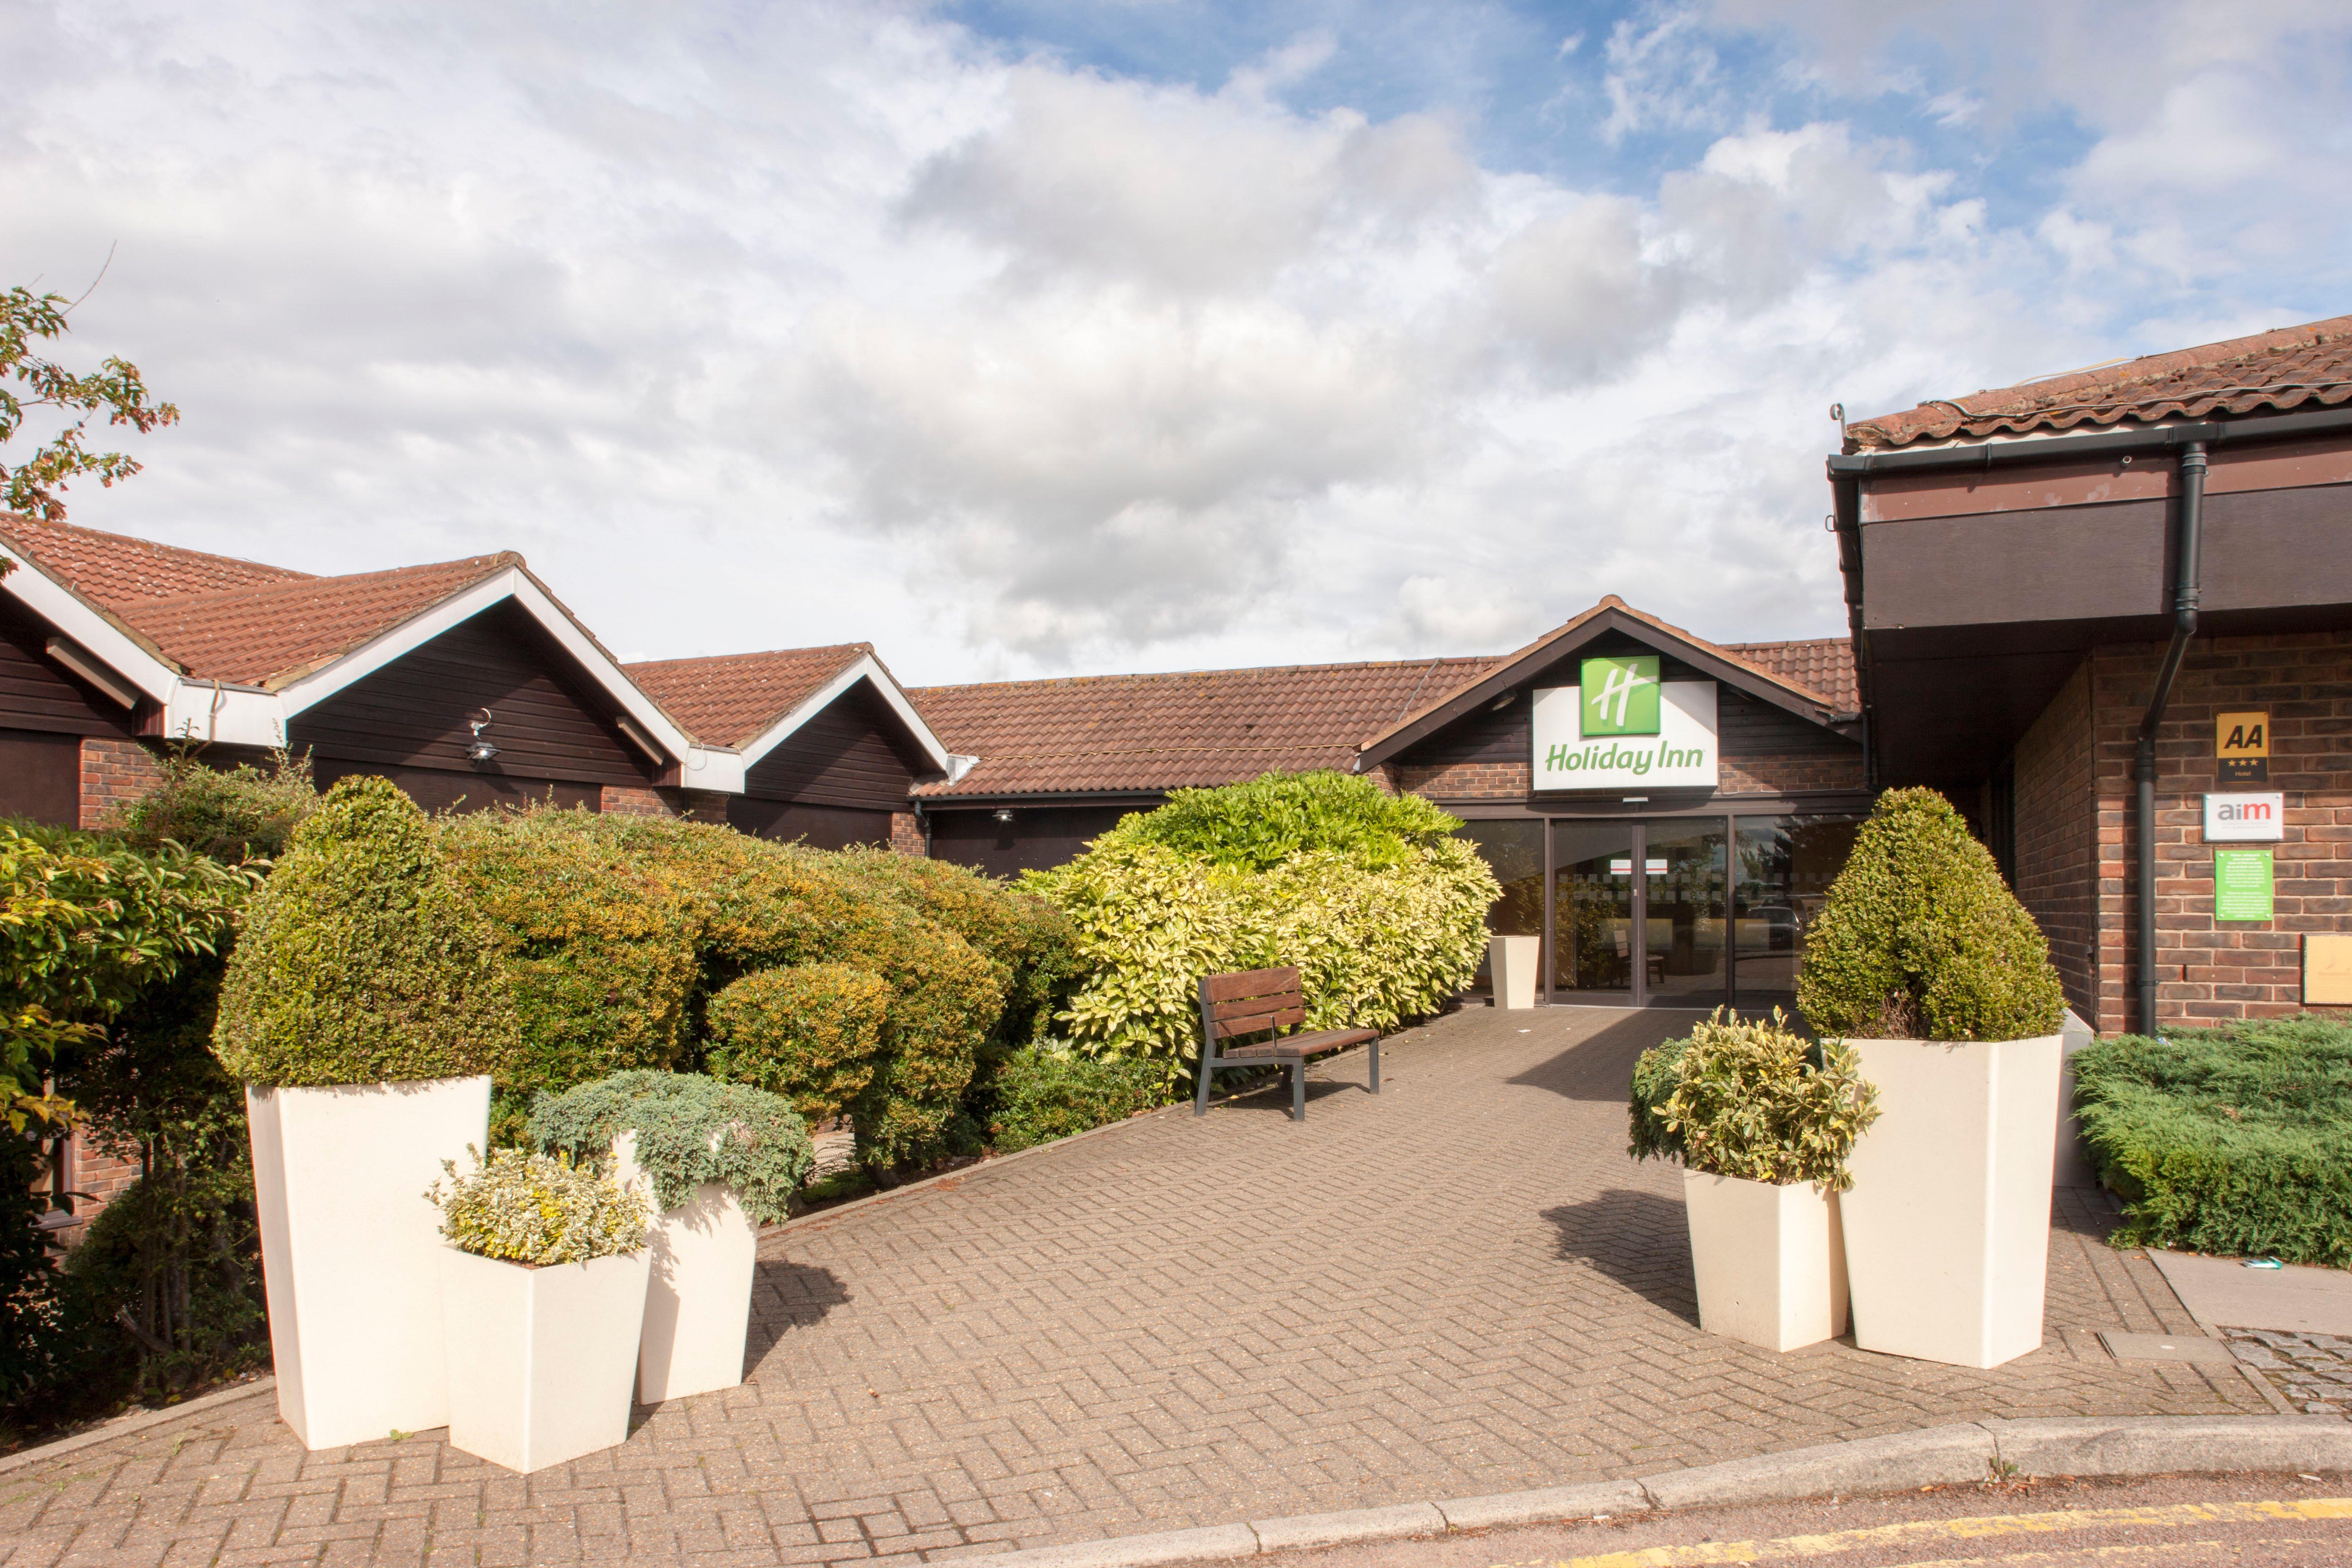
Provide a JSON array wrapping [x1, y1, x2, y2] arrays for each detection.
[[1022, 788, 1496, 1083], [428, 1146, 648, 1265]]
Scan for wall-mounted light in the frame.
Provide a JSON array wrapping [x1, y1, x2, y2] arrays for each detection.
[[465, 707, 499, 764], [993, 807, 1016, 824], [1488, 691, 1517, 711]]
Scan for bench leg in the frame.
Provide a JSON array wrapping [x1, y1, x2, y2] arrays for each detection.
[[1370, 1037, 1380, 1094], [1195, 1055, 1214, 1116], [1291, 1060, 1305, 1121]]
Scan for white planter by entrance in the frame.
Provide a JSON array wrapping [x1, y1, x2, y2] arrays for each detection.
[[1838, 1033, 2063, 1369], [612, 1131, 761, 1405], [1682, 1168, 1848, 1352], [1489, 934, 1539, 1010], [440, 1246, 652, 1473], [245, 1076, 490, 1449]]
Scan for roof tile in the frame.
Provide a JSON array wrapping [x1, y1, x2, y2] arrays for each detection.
[[1847, 312, 2352, 450], [625, 645, 874, 748], [0, 513, 314, 605], [1720, 637, 1857, 712]]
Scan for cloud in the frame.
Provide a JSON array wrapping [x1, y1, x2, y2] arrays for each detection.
[[1, 0, 2341, 687]]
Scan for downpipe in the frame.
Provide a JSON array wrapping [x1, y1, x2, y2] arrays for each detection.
[[2135, 441, 2208, 1034]]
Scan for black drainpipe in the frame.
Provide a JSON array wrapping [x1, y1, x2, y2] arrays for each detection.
[[2135, 441, 2208, 1034]]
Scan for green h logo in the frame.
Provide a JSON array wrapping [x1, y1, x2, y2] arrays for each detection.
[[1581, 655, 1660, 737]]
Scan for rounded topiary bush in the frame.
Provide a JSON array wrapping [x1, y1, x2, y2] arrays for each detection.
[[212, 776, 523, 1086], [1796, 787, 2064, 1042], [705, 963, 892, 1127]]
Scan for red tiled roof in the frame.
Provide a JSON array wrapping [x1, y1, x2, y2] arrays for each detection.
[[909, 656, 1502, 798], [1846, 313, 2352, 450], [625, 645, 872, 748], [1721, 637, 1857, 712], [115, 555, 516, 686], [0, 513, 313, 605]]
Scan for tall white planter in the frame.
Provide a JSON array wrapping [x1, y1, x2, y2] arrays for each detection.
[[612, 1131, 761, 1404], [245, 1076, 490, 1449], [1683, 1169, 1848, 1353], [1489, 934, 1538, 1010], [1839, 1033, 2063, 1369], [440, 1247, 651, 1473]]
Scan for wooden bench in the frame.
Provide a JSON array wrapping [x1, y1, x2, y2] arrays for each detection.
[[1194, 967, 1381, 1121]]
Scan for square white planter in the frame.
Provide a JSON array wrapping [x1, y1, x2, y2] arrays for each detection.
[[612, 1131, 761, 1405], [1838, 1033, 2063, 1369], [440, 1246, 651, 1473], [1489, 934, 1539, 1010], [245, 1076, 489, 1449], [1682, 1168, 1848, 1352]]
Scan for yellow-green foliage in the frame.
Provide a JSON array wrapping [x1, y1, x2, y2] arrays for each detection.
[[1628, 1009, 1880, 1190], [428, 1146, 647, 1265], [212, 778, 522, 1087], [1797, 787, 2065, 1043], [1026, 830, 1497, 1082], [436, 810, 698, 1093], [706, 964, 890, 1126]]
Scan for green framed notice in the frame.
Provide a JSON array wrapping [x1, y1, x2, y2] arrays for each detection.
[[2213, 848, 2274, 923]]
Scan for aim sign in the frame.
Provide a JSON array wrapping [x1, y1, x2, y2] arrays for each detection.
[[1532, 676, 1718, 791], [2204, 792, 2285, 843]]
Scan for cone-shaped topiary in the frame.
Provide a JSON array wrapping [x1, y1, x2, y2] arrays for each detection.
[[212, 776, 523, 1086], [1797, 788, 2065, 1042]]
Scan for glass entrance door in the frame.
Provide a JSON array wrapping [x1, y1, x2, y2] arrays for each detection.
[[1644, 820, 1729, 1008], [1550, 820, 1636, 1003]]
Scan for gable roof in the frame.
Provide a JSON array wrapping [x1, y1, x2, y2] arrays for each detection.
[[1721, 636, 1857, 712], [0, 513, 314, 605], [1846, 312, 2352, 451], [910, 655, 1502, 800], [1354, 596, 1849, 770], [626, 644, 954, 779], [0, 517, 704, 769]]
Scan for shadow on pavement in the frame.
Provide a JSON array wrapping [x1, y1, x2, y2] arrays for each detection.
[[1509, 1009, 1696, 1102], [746, 1259, 852, 1367], [1545, 1186, 1699, 1326]]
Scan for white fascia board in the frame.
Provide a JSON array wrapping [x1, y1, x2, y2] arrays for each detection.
[[269, 567, 717, 783], [161, 683, 289, 748], [0, 544, 183, 704], [735, 652, 956, 779]]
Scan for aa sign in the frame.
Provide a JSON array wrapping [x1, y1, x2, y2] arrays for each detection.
[[2217, 709, 2269, 784]]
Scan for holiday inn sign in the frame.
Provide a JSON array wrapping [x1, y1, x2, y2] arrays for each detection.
[[1531, 655, 1720, 790]]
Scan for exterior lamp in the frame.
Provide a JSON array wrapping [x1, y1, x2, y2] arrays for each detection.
[[465, 707, 499, 765], [993, 808, 1015, 824]]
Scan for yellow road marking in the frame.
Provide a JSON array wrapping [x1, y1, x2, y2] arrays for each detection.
[[1508, 1497, 2352, 1568]]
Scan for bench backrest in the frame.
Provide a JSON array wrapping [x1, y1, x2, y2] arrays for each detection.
[[1198, 967, 1305, 1042]]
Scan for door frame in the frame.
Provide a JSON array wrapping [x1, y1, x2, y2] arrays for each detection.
[[1541, 814, 1738, 1010]]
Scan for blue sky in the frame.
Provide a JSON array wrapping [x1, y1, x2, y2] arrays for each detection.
[[4, 1, 2349, 681]]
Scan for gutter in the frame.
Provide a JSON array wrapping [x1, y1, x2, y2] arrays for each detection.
[[2135, 442, 2208, 1032]]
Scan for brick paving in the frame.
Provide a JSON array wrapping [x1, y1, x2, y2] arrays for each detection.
[[0, 1006, 2272, 1566]]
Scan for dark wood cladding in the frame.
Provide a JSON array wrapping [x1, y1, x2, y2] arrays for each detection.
[[312, 759, 601, 815], [0, 728, 80, 824], [288, 601, 655, 788], [1862, 482, 2352, 633], [928, 804, 1132, 877], [725, 796, 892, 850], [0, 598, 138, 738], [744, 682, 930, 810]]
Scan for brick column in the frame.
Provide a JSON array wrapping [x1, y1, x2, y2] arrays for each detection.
[[600, 784, 673, 817], [890, 811, 925, 857], [79, 737, 166, 830]]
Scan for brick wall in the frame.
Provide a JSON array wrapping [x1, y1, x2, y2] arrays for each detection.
[[2011, 660, 2098, 1019], [598, 784, 734, 823], [2067, 629, 2352, 1033], [1718, 751, 1866, 795], [890, 811, 923, 856], [79, 736, 166, 830]]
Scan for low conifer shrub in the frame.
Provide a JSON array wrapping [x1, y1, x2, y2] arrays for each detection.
[[1796, 787, 2064, 1042], [527, 1070, 813, 1225], [1628, 1009, 1880, 1189], [2073, 1017, 2352, 1266]]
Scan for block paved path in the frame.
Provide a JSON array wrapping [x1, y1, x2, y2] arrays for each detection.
[[2, 1007, 2271, 1566]]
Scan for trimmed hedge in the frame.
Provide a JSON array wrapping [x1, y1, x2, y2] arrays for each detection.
[[212, 777, 522, 1087], [705, 964, 890, 1127], [1797, 787, 2064, 1042], [1105, 769, 1466, 872], [437, 809, 698, 1093], [2074, 1017, 2352, 1266], [985, 1045, 1165, 1153]]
